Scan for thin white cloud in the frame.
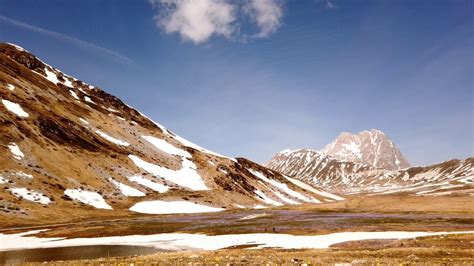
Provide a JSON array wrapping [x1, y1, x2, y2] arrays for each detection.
[[150, 0, 236, 44], [326, 1, 337, 10], [150, 0, 283, 44], [243, 0, 283, 38], [0, 15, 135, 66]]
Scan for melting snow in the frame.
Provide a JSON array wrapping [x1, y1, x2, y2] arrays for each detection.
[[1, 99, 29, 117], [8, 143, 24, 160], [84, 96, 95, 104], [6, 83, 15, 91], [254, 190, 283, 206], [109, 179, 145, 197], [1, 230, 474, 252], [142, 136, 190, 157], [10, 188, 51, 205], [6, 43, 26, 51], [128, 155, 209, 191], [342, 142, 362, 159], [79, 118, 89, 125], [0, 176, 9, 184], [284, 175, 344, 201], [44, 68, 59, 84], [15, 172, 33, 179], [69, 90, 80, 100], [240, 213, 270, 220], [129, 200, 224, 214], [64, 189, 112, 210], [95, 130, 130, 146], [248, 169, 315, 203], [173, 134, 238, 163], [63, 78, 73, 88], [128, 175, 169, 193]]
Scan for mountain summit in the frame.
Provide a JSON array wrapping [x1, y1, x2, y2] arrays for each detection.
[[266, 130, 472, 195], [322, 129, 410, 170]]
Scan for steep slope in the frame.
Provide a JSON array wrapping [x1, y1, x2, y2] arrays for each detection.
[[0, 43, 342, 226], [322, 129, 410, 170]]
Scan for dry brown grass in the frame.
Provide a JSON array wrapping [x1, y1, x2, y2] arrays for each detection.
[[14, 234, 474, 265]]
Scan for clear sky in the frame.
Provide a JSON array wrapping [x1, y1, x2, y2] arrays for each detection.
[[0, 0, 472, 166]]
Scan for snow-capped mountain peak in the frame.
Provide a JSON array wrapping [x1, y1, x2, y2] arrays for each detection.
[[322, 129, 410, 170]]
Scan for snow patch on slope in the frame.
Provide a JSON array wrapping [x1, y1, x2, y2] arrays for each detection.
[[8, 143, 24, 160], [10, 188, 51, 205], [128, 155, 208, 191], [1, 99, 29, 117], [109, 178, 145, 197], [95, 130, 130, 146], [284, 175, 344, 201], [128, 175, 169, 193], [64, 189, 112, 210]]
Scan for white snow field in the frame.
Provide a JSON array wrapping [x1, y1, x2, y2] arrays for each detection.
[[128, 175, 169, 193], [129, 200, 225, 214], [9, 188, 51, 205], [69, 90, 80, 100], [248, 169, 317, 203], [1, 230, 473, 252], [95, 130, 130, 146], [109, 179, 145, 197], [8, 142, 24, 160], [254, 189, 283, 206], [64, 189, 112, 210], [1, 99, 29, 117], [142, 135, 190, 157], [284, 175, 344, 201], [128, 155, 208, 191]]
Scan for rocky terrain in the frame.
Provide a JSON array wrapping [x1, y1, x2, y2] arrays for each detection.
[[0, 43, 342, 227], [266, 133, 473, 195], [322, 129, 410, 170]]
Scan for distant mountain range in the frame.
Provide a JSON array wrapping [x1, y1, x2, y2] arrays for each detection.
[[266, 130, 473, 195], [0, 43, 342, 226]]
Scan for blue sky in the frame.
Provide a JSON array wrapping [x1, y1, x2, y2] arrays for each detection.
[[0, 0, 472, 165]]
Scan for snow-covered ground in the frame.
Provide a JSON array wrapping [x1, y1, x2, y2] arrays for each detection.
[[8, 143, 24, 160], [142, 135, 190, 157], [95, 130, 130, 146], [69, 90, 80, 100], [1, 99, 29, 117], [9, 188, 51, 205], [0, 176, 8, 184], [128, 175, 169, 193], [64, 189, 112, 210], [129, 200, 224, 214], [84, 96, 95, 104], [6, 83, 15, 91], [254, 189, 283, 206], [109, 178, 145, 197], [284, 175, 344, 201], [248, 169, 316, 203], [128, 155, 209, 191], [1, 230, 473, 252]]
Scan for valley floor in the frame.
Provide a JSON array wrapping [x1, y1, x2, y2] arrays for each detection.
[[1, 195, 473, 264]]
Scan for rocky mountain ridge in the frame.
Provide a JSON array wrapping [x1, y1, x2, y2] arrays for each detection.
[[266, 132, 472, 195]]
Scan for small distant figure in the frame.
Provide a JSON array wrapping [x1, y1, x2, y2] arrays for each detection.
[[264, 227, 267, 232], [272, 227, 276, 233]]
